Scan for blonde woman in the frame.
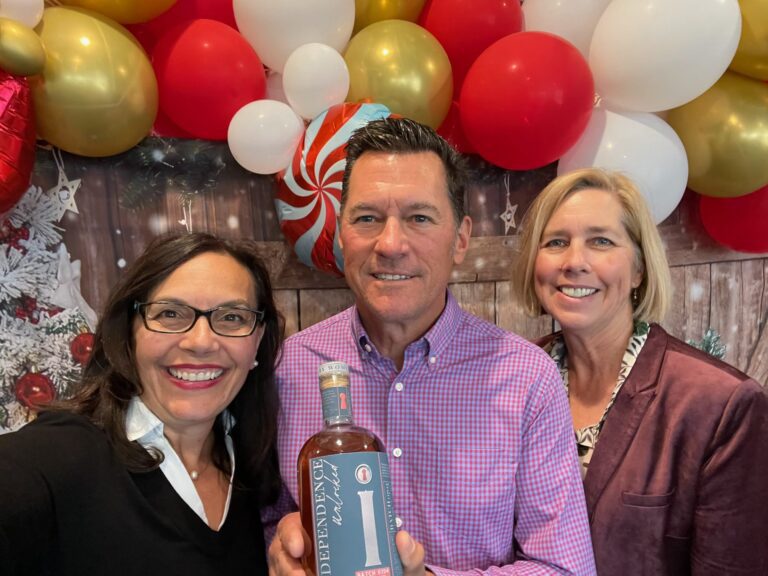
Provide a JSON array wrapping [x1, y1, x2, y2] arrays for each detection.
[[513, 168, 768, 575]]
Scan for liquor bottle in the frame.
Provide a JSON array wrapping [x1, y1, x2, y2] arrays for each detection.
[[298, 361, 402, 576]]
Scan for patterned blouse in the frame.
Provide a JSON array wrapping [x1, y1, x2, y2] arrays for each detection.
[[546, 322, 650, 479]]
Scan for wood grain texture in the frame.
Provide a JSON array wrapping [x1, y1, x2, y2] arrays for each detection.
[[495, 281, 553, 340], [449, 282, 495, 324], [298, 289, 355, 330], [682, 264, 712, 345], [27, 143, 768, 383], [274, 289, 299, 339]]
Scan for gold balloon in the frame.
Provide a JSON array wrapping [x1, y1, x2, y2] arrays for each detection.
[[56, 0, 177, 25], [344, 20, 452, 129], [353, 0, 427, 35], [32, 7, 158, 157], [729, 0, 768, 81], [667, 71, 768, 198], [0, 17, 46, 77]]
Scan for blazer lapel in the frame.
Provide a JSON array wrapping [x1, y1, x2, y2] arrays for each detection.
[[584, 325, 669, 514]]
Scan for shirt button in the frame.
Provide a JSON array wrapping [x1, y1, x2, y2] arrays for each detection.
[[392, 447, 403, 458], [395, 517, 403, 528], [429, 356, 437, 364], [394, 382, 404, 392], [364, 344, 372, 352]]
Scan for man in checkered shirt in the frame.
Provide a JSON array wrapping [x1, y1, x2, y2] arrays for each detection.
[[266, 118, 596, 576]]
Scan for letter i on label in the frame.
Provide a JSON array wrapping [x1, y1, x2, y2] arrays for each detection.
[[298, 361, 403, 576]]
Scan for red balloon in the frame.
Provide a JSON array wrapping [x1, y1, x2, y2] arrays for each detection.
[[437, 100, 475, 154], [420, 0, 523, 93], [127, 0, 237, 54], [0, 71, 35, 220], [151, 109, 195, 139], [700, 184, 768, 253], [460, 32, 594, 171], [152, 19, 266, 141]]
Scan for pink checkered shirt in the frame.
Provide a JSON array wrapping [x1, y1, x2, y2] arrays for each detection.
[[268, 293, 596, 575]]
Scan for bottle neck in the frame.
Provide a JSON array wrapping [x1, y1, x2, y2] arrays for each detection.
[[320, 384, 354, 426]]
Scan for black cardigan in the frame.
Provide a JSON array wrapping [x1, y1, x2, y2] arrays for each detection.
[[0, 410, 268, 576]]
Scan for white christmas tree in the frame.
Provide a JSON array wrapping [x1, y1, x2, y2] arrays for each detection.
[[0, 184, 95, 433]]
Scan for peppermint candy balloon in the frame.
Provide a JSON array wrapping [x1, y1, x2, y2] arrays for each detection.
[[276, 102, 391, 276]]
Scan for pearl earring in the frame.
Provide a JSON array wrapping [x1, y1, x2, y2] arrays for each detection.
[[253, 359, 259, 368]]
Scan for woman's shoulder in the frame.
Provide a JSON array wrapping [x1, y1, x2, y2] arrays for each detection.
[[0, 410, 108, 467], [647, 324, 765, 401], [16, 409, 99, 433]]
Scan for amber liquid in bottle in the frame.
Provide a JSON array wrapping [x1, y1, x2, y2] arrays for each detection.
[[297, 361, 399, 576]]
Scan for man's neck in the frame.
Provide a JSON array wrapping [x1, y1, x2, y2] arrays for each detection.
[[358, 305, 446, 371]]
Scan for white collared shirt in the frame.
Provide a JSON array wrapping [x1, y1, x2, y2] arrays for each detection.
[[125, 397, 235, 529]]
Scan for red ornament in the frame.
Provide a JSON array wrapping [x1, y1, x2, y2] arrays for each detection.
[[70, 332, 96, 365], [14, 372, 56, 410], [0, 221, 30, 251], [13, 295, 63, 323], [0, 71, 36, 221]]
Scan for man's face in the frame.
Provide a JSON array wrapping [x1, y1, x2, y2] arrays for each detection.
[[339, 151, 471, 336]]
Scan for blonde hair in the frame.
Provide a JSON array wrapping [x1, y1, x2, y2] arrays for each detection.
[[512, 168, 671, 323]]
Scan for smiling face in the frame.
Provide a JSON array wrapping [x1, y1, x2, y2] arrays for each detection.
[[133, 251, 264, 434], [534, 188, 643, 340], [338, 151, 471, 339]]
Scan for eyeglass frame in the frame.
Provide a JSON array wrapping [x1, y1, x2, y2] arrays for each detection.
[[134, 301, 266, 338]]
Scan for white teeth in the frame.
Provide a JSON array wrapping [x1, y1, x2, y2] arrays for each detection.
[[374, 273, 412, 281], [560, 287, 597, 298], [168, 368, 223, 382]]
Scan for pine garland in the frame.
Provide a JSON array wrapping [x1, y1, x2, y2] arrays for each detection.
[[9, 185, 63, 246], [117, 139, 227, 210], [0, 185, 91, 432], [687, 328, 727, 360]]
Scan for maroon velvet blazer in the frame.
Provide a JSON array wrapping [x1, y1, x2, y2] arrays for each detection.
[[539, 325, 768, 575]]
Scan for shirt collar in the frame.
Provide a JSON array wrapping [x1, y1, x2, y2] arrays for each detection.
[[350, 290, 462, 363], [126, 396, 164, 443], [125, 396, 235, 443]]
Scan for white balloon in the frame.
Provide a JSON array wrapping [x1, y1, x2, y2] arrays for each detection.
[[283, 43, 349, 120], [557, 108, 688, 223], [265, 70, 288, 104], [233, 0, 355, 73], [0, 0, 44, 27], [523, 0, 611, 59], [227, 100, 305, 175], [589, 0, 741, 112]]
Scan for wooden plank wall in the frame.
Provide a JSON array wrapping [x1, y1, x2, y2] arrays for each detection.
[[273, 267, 768, 385], [29, 143, 768, 385]]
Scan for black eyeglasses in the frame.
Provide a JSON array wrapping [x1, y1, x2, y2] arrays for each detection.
[[135, 301, 265, 337]]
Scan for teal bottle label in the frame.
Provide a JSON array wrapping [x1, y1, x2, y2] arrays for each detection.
[[309, 452, 402, 576], [320, 383, 353, 423]]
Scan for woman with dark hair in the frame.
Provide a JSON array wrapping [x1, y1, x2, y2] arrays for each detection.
[[0, 232, 283, 575]]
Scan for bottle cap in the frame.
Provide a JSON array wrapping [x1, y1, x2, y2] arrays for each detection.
[[319, 361, 350, 390], [318, 361, 349, 376]]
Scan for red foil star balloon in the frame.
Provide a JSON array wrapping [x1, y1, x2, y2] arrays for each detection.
[[0, 70, 36, 220]]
